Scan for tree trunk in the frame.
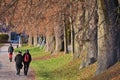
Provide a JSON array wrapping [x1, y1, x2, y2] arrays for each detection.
[[70, 18, 74, 55], [54, 13, 64, 53], [18, 35, 22, 47], [40, 36, 46, 48], [117, 0, 120, 61], [64, 26, 68, 53], [45, 26, 55, 53], [69, 0, 74, 55], [28, 34, 33, 46], [33, 34, 38, 46], [46, 34, 55, 53], [86, 27, 97, 66], [74, 2, 85, 59], [96, 0, 119, 75], [85, 0, 98, 66], [63, 14, 68, 53], [54, 26, 64, 52]]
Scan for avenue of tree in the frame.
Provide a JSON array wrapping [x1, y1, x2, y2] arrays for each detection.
[[0, 0, 120, 75]]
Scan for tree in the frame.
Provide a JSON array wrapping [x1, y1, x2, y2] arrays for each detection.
[[54, 13, 64, 53], [83, 0, 98, 67], [74, 1, 85, 59], [96, 0, 119, 74]]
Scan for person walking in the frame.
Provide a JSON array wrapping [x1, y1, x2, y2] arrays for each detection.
[[8, 43, 14, 62], [23, 49, 32, 76], [14, 51, 23, 75]]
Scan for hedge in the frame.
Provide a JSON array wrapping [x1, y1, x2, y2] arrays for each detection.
[[0, 34, 9, 43]]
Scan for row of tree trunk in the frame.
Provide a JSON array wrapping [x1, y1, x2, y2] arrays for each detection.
[[76, 0, 120, 75], [26, 0, 120, 75]]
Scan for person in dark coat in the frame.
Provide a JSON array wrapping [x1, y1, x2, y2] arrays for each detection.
[[23, 49, 32, 76], [8, 43, 14, 62], [14, 51, 23, 75]]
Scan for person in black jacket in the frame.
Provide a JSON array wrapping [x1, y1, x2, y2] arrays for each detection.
[[14, 51, 23, 75], [8, 43, 14, 62], [23, 49, 32, 76]]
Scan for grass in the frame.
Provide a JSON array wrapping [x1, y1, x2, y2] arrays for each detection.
[[15, 45, 97, 80], [92, 62, 120, 80], [15, 45, 49, 58], [31, 54, 72, 80]]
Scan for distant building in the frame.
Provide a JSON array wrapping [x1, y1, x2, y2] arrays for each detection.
[[8, 32, 19, 43], [8, 32, 28, 43]]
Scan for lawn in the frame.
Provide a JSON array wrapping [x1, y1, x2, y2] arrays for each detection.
[[15, 45, 49, 58], [32, 54, 72, 80], [15, 45, 97, 80]]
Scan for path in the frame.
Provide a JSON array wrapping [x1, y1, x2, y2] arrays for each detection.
[[0, 43, 35, 80]]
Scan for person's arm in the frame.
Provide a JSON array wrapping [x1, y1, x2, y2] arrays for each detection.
[[14, 56, 16, 62], [29, 53, 32, 62], [8, 47, 10, 52], [12, 47, 14, 52], [23, 54, 25, 62], [21, 55, 23, 63], [30, 54, 32, 62]]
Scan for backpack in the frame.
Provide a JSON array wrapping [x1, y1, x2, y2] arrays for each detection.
[[9, 46, 14, 53], [24, 54, 29, 62]]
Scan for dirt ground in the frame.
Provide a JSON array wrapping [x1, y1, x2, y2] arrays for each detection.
[[0, 44, 35, 80]]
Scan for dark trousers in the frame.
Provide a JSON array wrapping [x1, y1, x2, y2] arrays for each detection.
[[24, 63, 30, 75], [16, 65, 20, 75]]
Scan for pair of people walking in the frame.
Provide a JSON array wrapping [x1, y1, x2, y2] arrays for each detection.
[[14, 49, 32, 76]]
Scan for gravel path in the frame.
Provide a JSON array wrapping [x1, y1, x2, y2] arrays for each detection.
[[0, 44, 35, 80]]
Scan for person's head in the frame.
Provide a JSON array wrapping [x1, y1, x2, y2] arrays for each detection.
[[10, 43, 12, 46], [18, 51, 22, 54], [26, 49, 29, 54]]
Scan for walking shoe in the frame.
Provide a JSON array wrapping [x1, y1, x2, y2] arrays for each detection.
[[16, 73, 20, 76], [24, 73, 27, 76]]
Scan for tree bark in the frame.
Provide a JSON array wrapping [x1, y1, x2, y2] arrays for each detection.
[[54, 13, 64, 53], [28, 34, 33, 46], [74, 2, 85, 59], [96, 0, 119, 75], [33, 34, 38, 46], [69, 0, 74, 55], [18, 35, 22, 47], [70, 17, 74, 55], [85, 0, 98, 66], [46, 34, 55, 53], [45, 26, 55, 53], [62, 14, 68, 53], [54, 26, 64, 52]]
